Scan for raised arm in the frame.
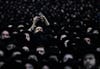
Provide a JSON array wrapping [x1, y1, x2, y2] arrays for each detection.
[[28, 16, 40, 31], [28, 13, 50, 31], [39, 13, 50, 26]]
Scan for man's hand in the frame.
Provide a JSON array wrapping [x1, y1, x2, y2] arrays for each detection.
[[39, 12, 50, 26], [33, 16, 40, 22], [39, 13, 45, 17]]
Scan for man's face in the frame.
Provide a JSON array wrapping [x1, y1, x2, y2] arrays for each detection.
[[1, 30, 10, 39], [83, 54, 96, 69], [34, 27, 43, 33], [84, 37, 91, 45], [36, 47, 45, 55], [24, 33, 30, 41]]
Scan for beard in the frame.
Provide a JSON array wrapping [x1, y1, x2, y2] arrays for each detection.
[[84, 63, 95, 69], [34, 31, 44, 36]]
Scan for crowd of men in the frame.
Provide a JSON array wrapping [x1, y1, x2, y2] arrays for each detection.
[[0, 0, 100, 69]]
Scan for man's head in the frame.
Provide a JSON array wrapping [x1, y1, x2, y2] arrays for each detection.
[[28, 54, 38, 62], [84, 37, 91, 45], [6, 43, 16, 51], [63, 54, 73, 63], [41, 65, 50, 69], [0, 61, 5, 68], [0, 50, 4, 57], [36, 47, 45, 55], [34, 26, 43, 33], [83, 53, 96, 69], [24, 33, 30, 41], [1, 30, 10, 39], [49, 55, 58, 63], [25, 63, 34, 69], [64, 66, 72, 69], [17, 24, 24, 32], [22, 46, 30, 52]]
